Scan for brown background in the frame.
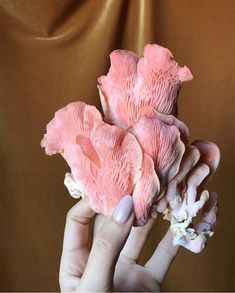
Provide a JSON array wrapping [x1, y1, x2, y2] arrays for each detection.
[[0, 0, 234, 291]]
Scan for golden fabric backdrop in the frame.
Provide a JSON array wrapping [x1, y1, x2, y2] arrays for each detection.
[[0, 0, 234, 291]]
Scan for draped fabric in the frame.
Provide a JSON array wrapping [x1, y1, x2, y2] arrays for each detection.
[[0, 0, 234, 291]]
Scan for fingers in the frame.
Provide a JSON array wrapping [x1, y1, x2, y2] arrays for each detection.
[[59, 199, 95, 292], [93, 213, 106, 237], [77, 195, 134, 292], [145, 228, 179, 284], [120, 218, 155, 263], [94, 211, 155, 264], [115, 148, 199, 270]]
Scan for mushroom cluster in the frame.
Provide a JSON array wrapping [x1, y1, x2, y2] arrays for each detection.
[[41, 44, 220, 253]]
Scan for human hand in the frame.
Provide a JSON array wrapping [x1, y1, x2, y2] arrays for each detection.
[[59, 195, 179, 292], [59, 141, 216, 292]]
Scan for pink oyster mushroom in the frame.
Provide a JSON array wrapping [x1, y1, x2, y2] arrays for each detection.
[[130, 108, 189, 223], [129, 107, 189, 191], [160, 141, 220, 253], [98, 44, 193, 128], [40, 101, 188, 226], [41, 43, 220, 253], [41, 102, 160, 225]]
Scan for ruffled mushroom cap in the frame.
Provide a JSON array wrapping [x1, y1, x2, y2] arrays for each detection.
[[41, 101, 103, 198], [40, 101, 102, 157], [98, 44, 193, 128], [160, 141, 220, 253], [130, 108, 188, 190], [41, 101, 160, 225]]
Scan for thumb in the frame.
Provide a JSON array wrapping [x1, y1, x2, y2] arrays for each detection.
[[77, 195, 134, 292]]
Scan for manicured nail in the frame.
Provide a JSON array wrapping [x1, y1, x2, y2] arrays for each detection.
[[112, 195, 133, 224]]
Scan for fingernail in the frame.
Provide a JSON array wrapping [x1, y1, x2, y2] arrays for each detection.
[[112, 195, 133, 224]]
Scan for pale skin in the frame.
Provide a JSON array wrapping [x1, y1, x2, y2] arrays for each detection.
[[59, 199, 179, 292], [59, 146, 205, 292]]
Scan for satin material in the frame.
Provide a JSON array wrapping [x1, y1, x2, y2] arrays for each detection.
[[0, 0, 234, 291]]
